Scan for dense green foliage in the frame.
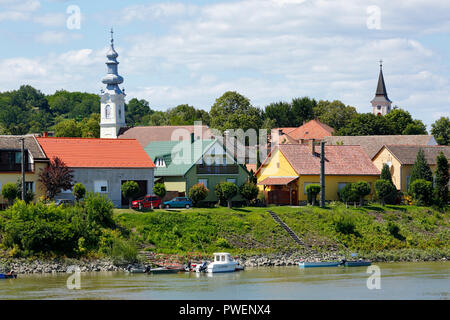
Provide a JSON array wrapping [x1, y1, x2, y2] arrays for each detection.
[[153, 183, 167, 200], [1, 183, 19, 205], [338, 183, 359, 204], [380, 163, 394, 185], [305, 184, 321, 206], [375, 179, 397, 205], [409, 149, 433, 187], [239, 182, 259, 205], [409, 179, 433, 206], [121, 181, 140, 209], [431, 117, 449, 145], [38, 157, 74, 200], [352, 181, 372, 206], [214, 182, 238, 208], [189, 183, 209, 206], [72, 183, 86, 202], [434, 152, 449, 205]]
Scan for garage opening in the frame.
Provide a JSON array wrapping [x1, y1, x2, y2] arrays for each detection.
[[121, 180, 148, 207]]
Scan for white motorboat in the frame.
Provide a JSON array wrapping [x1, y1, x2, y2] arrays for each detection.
[[196, 253, 242, 273]]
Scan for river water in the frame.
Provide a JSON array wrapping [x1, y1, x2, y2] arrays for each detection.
[[0, 262, 448, 300]]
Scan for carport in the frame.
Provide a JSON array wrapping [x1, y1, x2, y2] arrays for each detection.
[[258, 176, 298, 205]]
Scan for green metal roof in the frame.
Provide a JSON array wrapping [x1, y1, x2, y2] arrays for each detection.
[[145, 139, 216, 176]]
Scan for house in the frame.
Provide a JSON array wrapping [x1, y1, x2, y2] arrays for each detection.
[[271, 119, 335, 146], [256, 142, 380, 205], [36, 137, 155, 207], [0, 135, 49, 204], [145, 138, 251, 204], [372, 145, 450, 192], [323, 135, 437, 160]]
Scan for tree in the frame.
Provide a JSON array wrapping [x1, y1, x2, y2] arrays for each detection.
[[38, 157, 74, 200], [1, 183, 19, 205], [81, 113, 100, 138], [384, 109, 415, 135], [375, 179, 397, 206], [16, 179, 34, 204], [339, 183, 359, 206], [73, 183, 86, 203], [153, 183, 167, 201], [337, 113, 394, 136], [434, 152, 449, 205], [291, 97, 316, 127], [409, 149, 433, 188], [351, 181, 371, 206], [209, 91, 263, 132], [189, 183, 209, 206], [305, 184, 321, 206], [409, 179, 433, 206], [402, 121, 427, 135], [313, 100, 357, 132], [380, 163, 393, 185], [239, 182, 259, 205], [121, 181, 140, 209], [431, 117, 450, 145], [166, 104, 210, 126], [53, 119, 82, 137], [215, 182, 238, 208], [264, 102, 292, 128], [125, 98, 153, 126]]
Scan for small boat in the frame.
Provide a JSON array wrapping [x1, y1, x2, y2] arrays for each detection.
[[0, 273, 17, 279], [298, 262, 340, 268], [149, 267, 182, 274], [342, 260, 372, 267], [196, 253, 241, 273], [125, 265, 151, 274]]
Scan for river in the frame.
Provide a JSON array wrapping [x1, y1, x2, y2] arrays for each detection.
[[0, 262, 448, 300]]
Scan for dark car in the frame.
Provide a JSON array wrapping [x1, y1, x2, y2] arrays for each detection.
[[163, 197, 193, 209], [131, 195, 162, 209]]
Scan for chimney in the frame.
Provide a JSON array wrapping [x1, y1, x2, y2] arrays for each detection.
[[43, 132, 48, 138], [309, 139, 316, 155]]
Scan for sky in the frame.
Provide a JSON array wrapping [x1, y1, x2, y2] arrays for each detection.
[[0, 0, 449, 129]]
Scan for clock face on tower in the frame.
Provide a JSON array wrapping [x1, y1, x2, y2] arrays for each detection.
[[105, 105, 111, 119]]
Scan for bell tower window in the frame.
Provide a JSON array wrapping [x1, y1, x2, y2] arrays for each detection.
[[105, 105, 111, 119]]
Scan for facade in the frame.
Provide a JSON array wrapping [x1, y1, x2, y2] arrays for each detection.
[[0, 135, 49, 204], [145, 138, 250, 204], [372, 145, 450, 192], [36, 137, 155, 207], [100, 30, 126, 139], [257, 143, 380, 205], [371, 61, 392, 116], [323, 135, 437, 160]]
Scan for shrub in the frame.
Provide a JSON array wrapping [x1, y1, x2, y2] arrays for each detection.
[[38, 157, 73, 200], [121, 181, 140, 209], [409, 179, 433, 206], [351, 181, 371, 206], [434, 152, 449, 206], [84, 192, 115, 228], [153, 183, 167, 200], [107, 237, 139, 265], [387, 222, 405, 241], [339, 183, 358, 205], [1, 183, 19, 205], [333, 214, 357, 236], [380, 163, 393, 185], [239, 182, 259, 205], [189, 183, 209, 206], [215, 182, 238, 208], [306, 184, 321, 206], [375, 179, 397, 206], [72, 183, 86, 202], [409, 149, 433, 187], [215, 237, 231, 249]]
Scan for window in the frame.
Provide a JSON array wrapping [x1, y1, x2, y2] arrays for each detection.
[[406, 176, 411, 191], [155, 158, 166, 167], [198, 179, 208, 189], [25, 182, 35, 193], [105, 105, 111, 119], [94, 180, 108, 193], [221, 255, 225, 262], [15, 152, 22, 164], [227, 178, 236, 184], [338, 183, 348, 191]]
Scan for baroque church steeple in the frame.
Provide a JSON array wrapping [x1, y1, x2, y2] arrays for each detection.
[[371, 60, 392, 116], [100, 29, 126, 139]]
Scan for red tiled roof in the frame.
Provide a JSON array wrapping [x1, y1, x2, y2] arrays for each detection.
[[279, 144, 380, 175], [37, 137, 155, 168], [257, 176, 298, 186], [288, 119, 334, 141]]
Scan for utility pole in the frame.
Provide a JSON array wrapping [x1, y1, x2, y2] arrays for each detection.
[[320, 141, 326, 208], [20, 137, 25, 201]]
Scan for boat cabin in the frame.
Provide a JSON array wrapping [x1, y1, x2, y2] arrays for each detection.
[[214, 253, 234, 263]]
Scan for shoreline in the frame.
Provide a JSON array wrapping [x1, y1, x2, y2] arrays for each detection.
[[1, 249, 448, 274]]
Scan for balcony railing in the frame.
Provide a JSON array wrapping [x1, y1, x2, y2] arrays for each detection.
[[0, 163, 34, 172], [196, 164, 239, 175]]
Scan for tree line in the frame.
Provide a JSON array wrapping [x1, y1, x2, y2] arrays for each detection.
[[0, 85, 448, 144]]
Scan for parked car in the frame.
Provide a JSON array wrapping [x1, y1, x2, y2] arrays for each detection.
[[55, 199, 74, 207], [131, 195, 162, 209], [164, 197, 193, 209]]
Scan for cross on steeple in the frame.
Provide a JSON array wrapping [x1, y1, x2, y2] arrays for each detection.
[[379, 59, 383, 68], [110, 28, 114, 44]]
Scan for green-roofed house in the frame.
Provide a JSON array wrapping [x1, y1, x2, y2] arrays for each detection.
[[145, 138, 251, 205]]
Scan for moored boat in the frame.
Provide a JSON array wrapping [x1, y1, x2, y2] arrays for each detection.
[[343, 260, 372, 267], [196, 253, 242, 273], [149, 267, 183, 274], [298, 261, 340, 268], [0, 273, 17, 279]]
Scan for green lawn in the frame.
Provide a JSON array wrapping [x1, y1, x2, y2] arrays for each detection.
[[113, 204, 450, 260]]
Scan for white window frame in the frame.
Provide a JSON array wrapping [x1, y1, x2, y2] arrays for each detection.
[[227, 178, 237, 184], [94, 180, 109, 193]]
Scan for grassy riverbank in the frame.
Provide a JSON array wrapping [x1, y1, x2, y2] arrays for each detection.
[[114, 204, 450, 261]]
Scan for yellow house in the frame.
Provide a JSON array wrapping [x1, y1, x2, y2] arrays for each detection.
[[372, 145, 450, 192], [0, 135, 49, 205], [257, 142, 380, 205]]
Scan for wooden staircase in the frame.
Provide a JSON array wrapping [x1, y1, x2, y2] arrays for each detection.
[[268, 210, 307, 247]]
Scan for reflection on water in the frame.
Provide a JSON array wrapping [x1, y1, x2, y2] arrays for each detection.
[[0, 262, 448, 300]]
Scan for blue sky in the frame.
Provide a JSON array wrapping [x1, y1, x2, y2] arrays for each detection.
[[0, 0, 449, 129]]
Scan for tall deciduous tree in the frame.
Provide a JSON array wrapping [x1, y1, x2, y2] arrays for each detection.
[[431, 117, 450, 145], [39, 157, 74, 200], [337, 113, 394, 136], [291, 97, 316, 127], [313, 100, 357, 132]]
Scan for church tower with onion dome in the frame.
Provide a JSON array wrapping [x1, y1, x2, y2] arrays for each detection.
[[371, 60, 392, 116], [100, 29, 126, 139]]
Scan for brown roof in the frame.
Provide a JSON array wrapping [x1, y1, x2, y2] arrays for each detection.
[[383, 145, 450, 165], [278, 144, 380, 176], [258, 176, 298, 186], [323, 135, 437, 159], [118, 125, 213, 147], [273, 119, 334, 144], [0, 135, 47, 161]]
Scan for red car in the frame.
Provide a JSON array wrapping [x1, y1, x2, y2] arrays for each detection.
[[131, 195, 162, 209]]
